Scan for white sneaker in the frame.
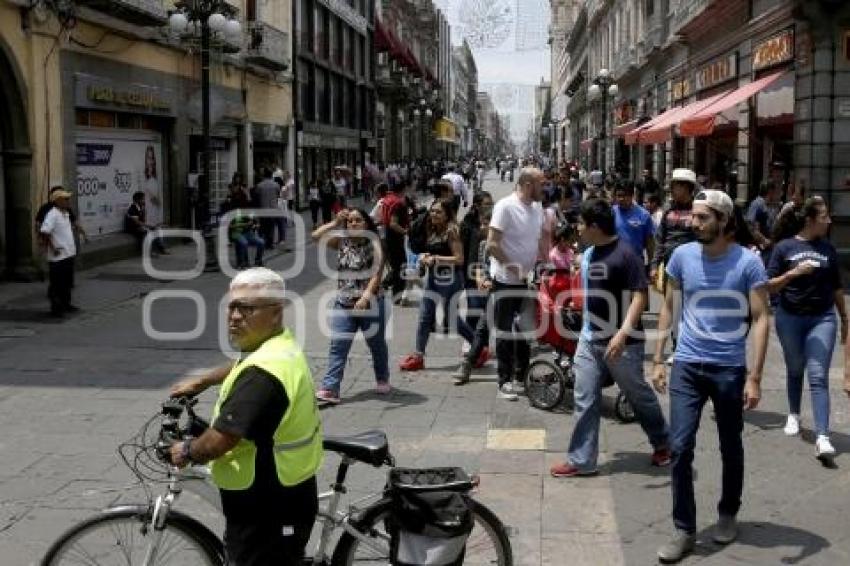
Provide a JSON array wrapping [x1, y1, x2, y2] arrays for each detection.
[[461, 342, 471, 355], [816, 435, 836, 462], [498, 382, 518, 401], [665, 353, 675, 366], [783, 414, 800, 436]]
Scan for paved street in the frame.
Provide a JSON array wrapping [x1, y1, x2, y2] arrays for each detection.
[[1, 170, 850, 565]]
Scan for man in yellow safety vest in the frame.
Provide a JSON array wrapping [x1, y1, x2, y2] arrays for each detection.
[[170, 267, 323, 565]]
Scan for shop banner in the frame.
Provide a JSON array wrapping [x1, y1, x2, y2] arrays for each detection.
[[76, 134, 164, 236]]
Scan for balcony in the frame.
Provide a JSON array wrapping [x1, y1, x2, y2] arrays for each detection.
[[244, 21, 289, 71], [77, 0, 167, 26], [671, 0, 713, 35]]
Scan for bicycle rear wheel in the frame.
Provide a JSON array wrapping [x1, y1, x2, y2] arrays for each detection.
[[524, 358, 567, 410], [331, 497, 512, 565], [41, 505, 224, 566]]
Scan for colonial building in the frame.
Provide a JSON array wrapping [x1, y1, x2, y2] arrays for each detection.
[[451, 40, 478, 157], [561, 0, 850, 246], [549, 0, 583, 164], [294, 0, 375, 203]]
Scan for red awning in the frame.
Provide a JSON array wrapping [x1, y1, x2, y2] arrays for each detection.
[[374, 19, 394, 52], [624, 106, 679, 145], [612, 119, 641, 137], [679, 71, 786, 137], [403, 46, 423, 77], [632, 91, 731, 145], [579, 138, 594, 152]]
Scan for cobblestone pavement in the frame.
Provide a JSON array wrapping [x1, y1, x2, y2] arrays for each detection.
[[1, 171, 849, 565]]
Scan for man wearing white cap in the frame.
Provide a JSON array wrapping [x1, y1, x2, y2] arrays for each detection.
[[651, 189, 770, 563], [40, 188, 78, 317]]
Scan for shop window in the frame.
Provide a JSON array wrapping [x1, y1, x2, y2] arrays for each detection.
[[88, 110, 116, 128], [117, 113, 142, 129], [75, 109, 89, 126]]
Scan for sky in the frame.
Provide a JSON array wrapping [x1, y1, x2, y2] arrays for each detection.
[[433, 0, 551, 143]]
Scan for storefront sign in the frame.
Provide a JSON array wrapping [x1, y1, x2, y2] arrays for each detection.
[[75, 75, 175, 116], [696, 54, 737, 91], [76, 133, 164, 235], [671, 77, 692, 102], [252, 123, 288, 143], [753, 29, 794, 71]]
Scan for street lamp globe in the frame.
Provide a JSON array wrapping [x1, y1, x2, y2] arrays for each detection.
[[413, 108, 420, 117], [608, 83, 619, 97], [598, 68, 610, 80], [425, 108, 433, 117], [207, 12, 227, 32], [588, 83, 601, 101], [168, 11, 189, 34], [224, 18, 242, 43]]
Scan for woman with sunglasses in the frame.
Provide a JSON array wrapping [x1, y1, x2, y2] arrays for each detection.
[[400, 199, 475, 371], [312, 208, 389, 405]]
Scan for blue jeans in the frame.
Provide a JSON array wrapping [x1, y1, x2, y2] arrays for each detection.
[[669, 362, 746, 534], [321, 298, 389, 393], [775, 306, 837, 436], [567, 340, 669, 471], [415, 269, 474, 354], [233, 232, 265, 267]]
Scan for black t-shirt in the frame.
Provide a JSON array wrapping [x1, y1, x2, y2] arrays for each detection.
[[583, 237, 648, 343], [213, 366, 317, 522], [35, 203, 76, 226], [767, 237, 842, 316], [125, 202, 146, 231]]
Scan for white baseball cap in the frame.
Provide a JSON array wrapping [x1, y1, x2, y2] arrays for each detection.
[[670, 168, 697, 185], [694, 189, 734, 217]]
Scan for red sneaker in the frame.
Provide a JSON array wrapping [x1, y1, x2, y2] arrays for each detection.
[[474, 346, 491, 369], [652, 447, 672, 467], [400, 354, 425, 371], [549, 462, 598, 478]]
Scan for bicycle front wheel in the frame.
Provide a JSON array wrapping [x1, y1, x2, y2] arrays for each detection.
[[331, 497, 513, 566], [41, 505, 224, 566]]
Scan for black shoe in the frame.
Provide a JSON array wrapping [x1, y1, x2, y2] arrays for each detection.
[[65, 305, 81, 313]]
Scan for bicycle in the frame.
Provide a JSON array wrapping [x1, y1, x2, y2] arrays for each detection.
[[42, 397, 513, 565]]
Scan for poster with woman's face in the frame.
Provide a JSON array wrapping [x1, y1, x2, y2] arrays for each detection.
[[76, 134, 164, 235]]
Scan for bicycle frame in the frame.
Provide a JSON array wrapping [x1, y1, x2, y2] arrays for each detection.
[[144, 456, 388, 565]]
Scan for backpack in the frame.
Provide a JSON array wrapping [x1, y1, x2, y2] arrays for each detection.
[[407, 208, 429, 254]]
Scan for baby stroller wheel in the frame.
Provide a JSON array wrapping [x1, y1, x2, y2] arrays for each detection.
[[614, 391, 636, 423], [524, 359, 566, 410]]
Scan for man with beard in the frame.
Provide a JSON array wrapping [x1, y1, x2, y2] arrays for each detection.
[[652, 190, 770, 563]]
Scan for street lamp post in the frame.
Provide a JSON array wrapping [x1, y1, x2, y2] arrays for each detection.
[[587, 68, 618, 172], [169, 2, 241, 271]]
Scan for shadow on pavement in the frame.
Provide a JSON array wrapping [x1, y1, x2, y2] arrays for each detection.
[[745, 408, 850, 469], [321, 386, 429, 410], [692, 521, 830, 564], [603, 451, 672, 480]]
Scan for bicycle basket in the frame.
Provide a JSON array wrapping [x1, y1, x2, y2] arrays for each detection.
[[387, 467, 474, 566]]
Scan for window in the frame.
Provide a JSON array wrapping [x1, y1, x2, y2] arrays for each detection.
[[333, 74, 344, 126], [88, 110, 116, 128], [335, 18, 344, 67], [246, 0, 257, 21], [316, 68, 328, 123], [358, 35, 365, 77], [347, 79, 357, 129], [298, 61, 313, 121], [646, 0, 654, 16], [301, 0, 313, 52], [345, 28, 354, 71]]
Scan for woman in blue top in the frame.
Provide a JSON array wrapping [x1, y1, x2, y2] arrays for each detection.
[[767, 196, 848, 463]]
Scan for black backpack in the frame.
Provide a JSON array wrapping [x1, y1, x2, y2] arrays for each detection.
[[407, 208, 429, 254]]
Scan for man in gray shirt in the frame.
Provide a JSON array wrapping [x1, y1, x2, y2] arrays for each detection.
[[255, 167, 282, 247]]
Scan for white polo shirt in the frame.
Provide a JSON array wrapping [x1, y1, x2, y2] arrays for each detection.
[[41, 207, 76, 262]]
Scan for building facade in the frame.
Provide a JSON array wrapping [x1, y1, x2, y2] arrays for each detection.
[[0, 0, 292, 277], [451, 40, 478, 157], [549, 0, 583, 164], [561, 0, 850, 246], [294, 0, 375, 204]]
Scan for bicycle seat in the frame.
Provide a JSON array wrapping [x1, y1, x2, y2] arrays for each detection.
[[323, 430, 389, 467]]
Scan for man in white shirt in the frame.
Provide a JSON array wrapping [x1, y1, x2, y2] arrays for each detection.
[[441, 166, 470, 216], [486, 167, 547, 400], [40, 189, 78, 317]]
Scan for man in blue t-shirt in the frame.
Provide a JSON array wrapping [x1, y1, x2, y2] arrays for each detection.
[[613, 182, 655, 260], [550, 198, 670, 478], [651, 190, 770, 563]]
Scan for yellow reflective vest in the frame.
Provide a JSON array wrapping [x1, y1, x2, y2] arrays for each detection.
[[210, 330, 323, 489]]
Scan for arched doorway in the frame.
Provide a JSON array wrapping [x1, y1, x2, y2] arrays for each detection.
[[0, 40, 35, 279]]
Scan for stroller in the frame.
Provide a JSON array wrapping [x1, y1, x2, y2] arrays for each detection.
[[523, 264, 636, 423]]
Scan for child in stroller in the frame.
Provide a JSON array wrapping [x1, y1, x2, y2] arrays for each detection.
[[525, 224, 636, 422]]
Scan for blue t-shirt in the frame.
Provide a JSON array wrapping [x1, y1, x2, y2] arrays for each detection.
[[614, 204, 654, 257], [666, 242, 768, 367]]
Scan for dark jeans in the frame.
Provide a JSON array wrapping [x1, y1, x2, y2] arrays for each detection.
[[321, 201, 334, 223], [233, 233, 265, 267], [492, 281, 533, 386], [669, 361, 746, 534], [128, 227, 165, 253], [259, 218, 277, 247], [385, 237, 407, 298], [309, 200, 320, 225], [464, 291, 491, 364], [48, 257, 75, 313]]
